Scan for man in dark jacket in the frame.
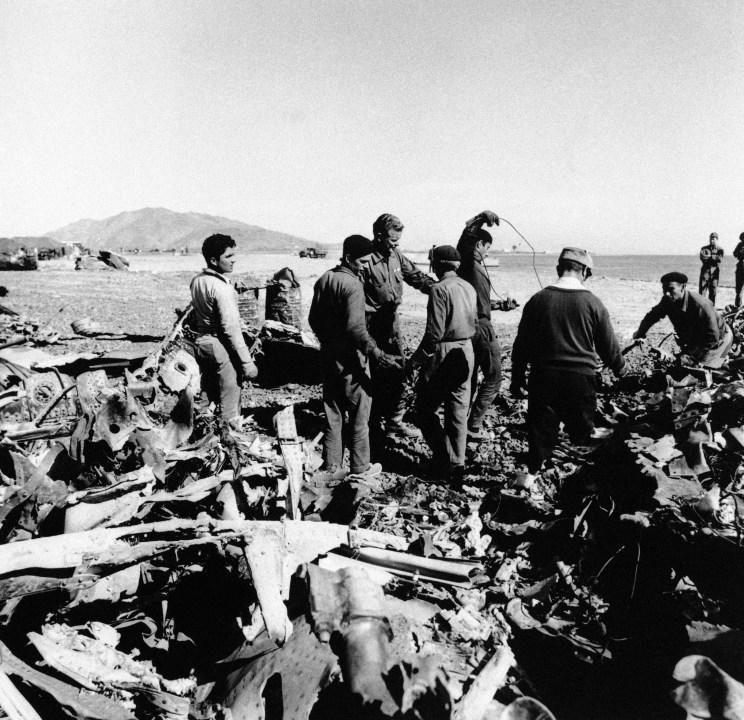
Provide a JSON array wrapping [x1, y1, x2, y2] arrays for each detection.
[[511, 248, 625, 484], [409, 245, 477, 482], [733, 233, 744, 308], [634, 271, 733, 368], [363, 213, 434, 446], [699, 232, 724, 305], [457, 210, 502, 439], [309, 235, 402, 479]]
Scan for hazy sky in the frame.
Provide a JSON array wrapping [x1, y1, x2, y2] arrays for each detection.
[[2, 0, 743, 252]]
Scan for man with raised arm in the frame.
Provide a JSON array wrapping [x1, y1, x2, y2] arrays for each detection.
[[457, 210, 503, 439]]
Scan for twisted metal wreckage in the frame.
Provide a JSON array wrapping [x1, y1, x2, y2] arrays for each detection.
[[4, 299, 744, 718]]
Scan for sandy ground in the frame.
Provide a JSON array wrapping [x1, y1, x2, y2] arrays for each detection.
[[2, 252, 736, 356]]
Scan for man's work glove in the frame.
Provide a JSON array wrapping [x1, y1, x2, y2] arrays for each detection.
[[377, 353, 403, 370], [491, 297, 519, 312], [242, 360, 259, 379], [465, 210, 500, 228], [509, 379, 526, 399]]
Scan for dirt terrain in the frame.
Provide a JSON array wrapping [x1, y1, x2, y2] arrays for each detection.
[[1, 261, 744, 719]]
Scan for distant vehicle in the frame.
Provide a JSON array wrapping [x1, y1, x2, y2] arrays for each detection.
[[299, 247, 327, 259]]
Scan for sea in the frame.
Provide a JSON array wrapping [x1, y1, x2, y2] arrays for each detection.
[[116, 251, 736, 287]]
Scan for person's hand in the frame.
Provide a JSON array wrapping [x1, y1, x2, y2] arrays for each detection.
[[616, 363, 629, 378], [678, 353, 695, 367], [509, 381, 525, 399], [242, 360, 259, 379], [377, 353, 403, 370], [480, 210, 500, 227]]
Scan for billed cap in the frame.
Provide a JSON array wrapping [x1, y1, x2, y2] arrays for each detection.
[[710, 232, 719, 239], [660, 271, 688, 285], [559, 247, 593, 275]]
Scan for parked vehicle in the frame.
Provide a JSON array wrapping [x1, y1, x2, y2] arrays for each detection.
[[298, 247, 327, 259]]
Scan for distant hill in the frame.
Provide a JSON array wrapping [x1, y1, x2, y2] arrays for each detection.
[[47, 207, 322, 253]]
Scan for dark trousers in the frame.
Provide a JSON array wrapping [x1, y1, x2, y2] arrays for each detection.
[[321, 348, 373, 474], [527, 369, 597, 473], [468, 322, 502, 431], [699, 266, 719, 305], [736, 264, 744, 308], [194, 335, 242, 423], [414, 340, 474, 471], [367, 308, 406, 427]]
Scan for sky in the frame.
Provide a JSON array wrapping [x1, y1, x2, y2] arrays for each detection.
[[1, 0, 743, 253]]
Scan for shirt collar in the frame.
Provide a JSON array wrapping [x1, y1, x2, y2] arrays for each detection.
[[550, 276, 585, 290], [202, 267, 231, 284]]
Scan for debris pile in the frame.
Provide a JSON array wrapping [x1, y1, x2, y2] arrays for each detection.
[[6, 300, 744, 719]]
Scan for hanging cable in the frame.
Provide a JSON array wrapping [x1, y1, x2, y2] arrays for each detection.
[[499, 217, 543, 289]]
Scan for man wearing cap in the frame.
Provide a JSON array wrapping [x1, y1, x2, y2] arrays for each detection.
[[309, 235, 402, 479], [364, 214, 434, 446], [190, 234, 258, 430], [456, 210, 503, 439], [511, 248, 625, 483], [733, 233, 744, 307], [633, 271, 733, 368], [408, 245, 477, 481], [699, 233, 724, 305]]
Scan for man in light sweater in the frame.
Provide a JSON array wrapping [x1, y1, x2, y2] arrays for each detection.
[[190, 234, 258, 429], [510, 248, 625, 483]]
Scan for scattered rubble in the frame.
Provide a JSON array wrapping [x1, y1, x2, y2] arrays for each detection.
[[4, 296, 744, 718]]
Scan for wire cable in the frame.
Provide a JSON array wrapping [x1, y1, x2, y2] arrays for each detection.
[[499, 217, 543, 289]]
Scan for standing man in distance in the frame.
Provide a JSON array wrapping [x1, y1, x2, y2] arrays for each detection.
[[190, 234, 258, 430], [409, 245, 477, 482], [699, 232, 724, 305], [511, 248, 625, 485], [309, 235, 402, 479], [457, 210, 503, 439], [633, 271, 733, 368], [733, 233, 744, 307], [363, 213, 434, 447]]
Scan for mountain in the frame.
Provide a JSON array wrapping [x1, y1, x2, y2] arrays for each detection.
[[47, 207, 320, 253]]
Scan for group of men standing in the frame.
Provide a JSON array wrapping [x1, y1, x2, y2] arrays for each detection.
[[308, 211, 505, 482], [187, 225, 740, 491]]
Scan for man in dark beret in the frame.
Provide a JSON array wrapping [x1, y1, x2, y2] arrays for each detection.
[[309, 235, 402, 479], [363, 213, 434, 450], [633, 271, 733, 367], [408, 245, 477, 482], [699, 232, 724, 305]]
